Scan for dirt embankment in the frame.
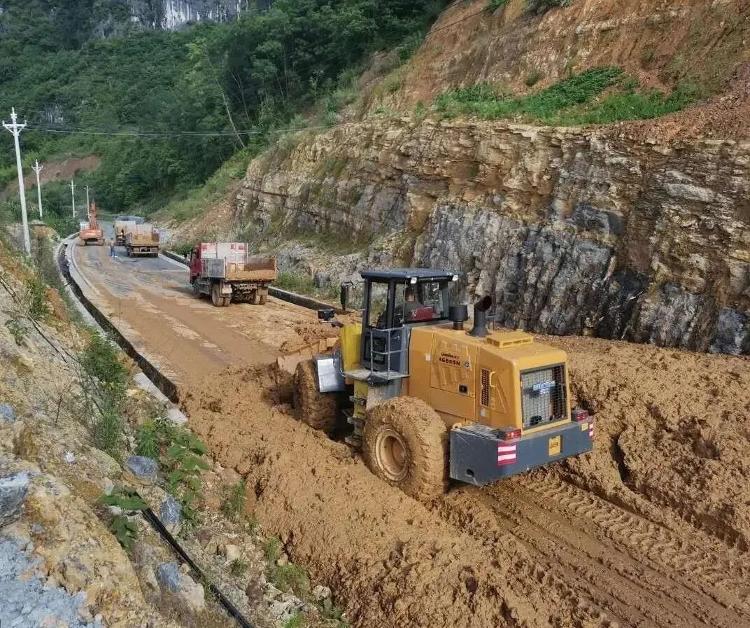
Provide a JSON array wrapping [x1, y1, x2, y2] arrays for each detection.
[[183, 331, 750, 627], [1, 155, 101, 200]]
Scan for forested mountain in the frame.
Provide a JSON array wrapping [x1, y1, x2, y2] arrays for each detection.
[[0, 0, 445, 228]]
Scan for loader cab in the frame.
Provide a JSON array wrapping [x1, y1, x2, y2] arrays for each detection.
[[359, 269, 458, 376]]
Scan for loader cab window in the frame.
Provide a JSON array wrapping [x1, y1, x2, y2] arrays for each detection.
[[368, 279, 451, 329]]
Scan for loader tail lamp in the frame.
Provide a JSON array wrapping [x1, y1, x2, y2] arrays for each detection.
[[499, 428, 522, 441], [572, 407, 589, 422]]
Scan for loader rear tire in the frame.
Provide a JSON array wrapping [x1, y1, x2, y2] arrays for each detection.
[[363, 397, 448, 501], [293, 359, 338, 434]]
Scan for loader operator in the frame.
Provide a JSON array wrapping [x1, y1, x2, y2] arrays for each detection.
[[378, 286, 425, 327]]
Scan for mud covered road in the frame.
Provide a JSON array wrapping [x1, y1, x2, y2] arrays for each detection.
[[73, 241, 750, 627]]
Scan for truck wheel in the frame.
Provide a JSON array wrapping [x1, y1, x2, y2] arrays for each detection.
[[293, 360, 338, 434], [363, 397, 448, 501], [210, 283, 223, 307], [191, 281, 200, 297], [258, 290, 267, 305]]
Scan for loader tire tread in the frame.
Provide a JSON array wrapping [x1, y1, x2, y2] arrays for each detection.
[[363, 397, 448, 501], [293, 359, 338, 434]]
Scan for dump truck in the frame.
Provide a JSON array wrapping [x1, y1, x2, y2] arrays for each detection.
[[286, 268, 594, 499], [189, 242, 277, 307], [114, 215, 144, 246], [125, 224, 160, 258], [78, 202, 104, 246]]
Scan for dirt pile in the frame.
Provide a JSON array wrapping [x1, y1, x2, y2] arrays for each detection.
[[548, 334, 750, 550], [183, 333, 750, 627]]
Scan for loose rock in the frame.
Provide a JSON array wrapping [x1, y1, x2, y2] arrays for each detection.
[[159, 495, 182, 535], [156, 561, 205, 617], [0, 403, 16, 423], [0, 473, 30, 529], [125, 456, 158, 483]]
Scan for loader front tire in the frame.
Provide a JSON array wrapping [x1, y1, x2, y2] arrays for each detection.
[[363, 397, 448, 501], [293, 359, 338, 434]]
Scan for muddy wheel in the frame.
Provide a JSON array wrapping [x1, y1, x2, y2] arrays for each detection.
[[222, 296, 231, 307], [258, 290, 267, 305], [250, 290, 260, 305], [363, 397, 448, 501], [191, 280, 200, 297], [293, 359, 338, 433], [211, 282, 223, 307]]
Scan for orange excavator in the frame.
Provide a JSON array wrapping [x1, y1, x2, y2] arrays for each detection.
[[79, 202, 105, 246]]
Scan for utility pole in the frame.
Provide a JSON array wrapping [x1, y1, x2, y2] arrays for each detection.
[[32, 160, 43, 219], [2, 108, 31, 255], [70, 180, 76, 218], [85, 185, 90, 213]]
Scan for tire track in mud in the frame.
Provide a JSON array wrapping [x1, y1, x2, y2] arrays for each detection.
[[435, 474, 750, 627]]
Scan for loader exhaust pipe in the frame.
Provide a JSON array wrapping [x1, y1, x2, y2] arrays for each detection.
[[469, 295, 493, 338]]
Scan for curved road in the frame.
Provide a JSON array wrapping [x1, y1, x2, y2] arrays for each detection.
[[69, 223, 324, 391]]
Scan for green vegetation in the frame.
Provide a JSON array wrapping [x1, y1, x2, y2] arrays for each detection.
[[165, 431, 210, 528], [0, 0, 447, 222], [78, 332, 129, 458], [274, 271, 339, 302], [230, 558, 249, 577], [487, 0, 509, 11], [435, 67, 700, 125], [221, 478, 248, 522], [99, 487, 148, 551]]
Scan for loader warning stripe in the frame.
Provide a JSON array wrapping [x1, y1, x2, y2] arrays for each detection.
[[497, 443, 517, 466]]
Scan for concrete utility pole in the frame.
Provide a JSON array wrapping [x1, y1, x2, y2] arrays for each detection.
[[2, 108, 31, 255], [70, 180, 76, 218], [85, 185, 90, 212], [32, 160, 43, 219]]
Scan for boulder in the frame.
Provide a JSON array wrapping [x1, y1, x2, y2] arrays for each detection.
[[159, 495, 182, 535], [125, 456, 158, 483], [156, 562, 205, 616], [0, 472, 30, 529]]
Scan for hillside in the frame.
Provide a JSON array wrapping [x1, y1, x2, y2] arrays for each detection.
[[168, 0, 750, 355], [0, 0, 446, 231]]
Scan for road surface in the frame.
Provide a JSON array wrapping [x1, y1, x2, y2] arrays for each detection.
[[69, 224, 325, 391]]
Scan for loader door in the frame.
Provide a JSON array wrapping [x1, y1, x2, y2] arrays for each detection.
[[429, 337, 476, 420]]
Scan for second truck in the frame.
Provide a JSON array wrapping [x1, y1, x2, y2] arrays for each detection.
[[125, 224, 161, 258], [189, 242, 277, 306]]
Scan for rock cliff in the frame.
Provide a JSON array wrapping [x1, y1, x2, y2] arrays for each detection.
[[235, 118, 749, 354]]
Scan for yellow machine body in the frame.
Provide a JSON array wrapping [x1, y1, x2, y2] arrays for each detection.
[[338, 322, 571, 434]]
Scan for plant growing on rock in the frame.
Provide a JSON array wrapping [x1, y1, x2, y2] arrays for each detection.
[[100, 487, 148, 551], [220, 478, 247, 522], [165, 431, 209, 528]]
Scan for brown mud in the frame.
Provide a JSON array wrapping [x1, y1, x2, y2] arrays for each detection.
[[184, 335, 750, 627]]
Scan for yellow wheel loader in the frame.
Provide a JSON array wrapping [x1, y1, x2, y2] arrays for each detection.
[[290, 268, 594, 500]]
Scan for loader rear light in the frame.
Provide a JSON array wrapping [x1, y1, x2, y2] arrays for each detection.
[[572, 407, 589, 422], [499, 428, 521, 442]]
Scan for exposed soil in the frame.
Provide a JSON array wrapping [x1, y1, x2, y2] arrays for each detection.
[[183, 334, 750, 628], [72, 228, 750, 626], [1, 155, 101, 200]]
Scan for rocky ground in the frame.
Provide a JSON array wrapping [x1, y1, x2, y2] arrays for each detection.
[[0, 234, 345, 628]]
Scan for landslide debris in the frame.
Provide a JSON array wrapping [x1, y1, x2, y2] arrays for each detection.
[[183, 329, 750, 627]]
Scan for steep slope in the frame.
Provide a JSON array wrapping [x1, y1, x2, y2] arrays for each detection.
[[172, 0, 750, 354]]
